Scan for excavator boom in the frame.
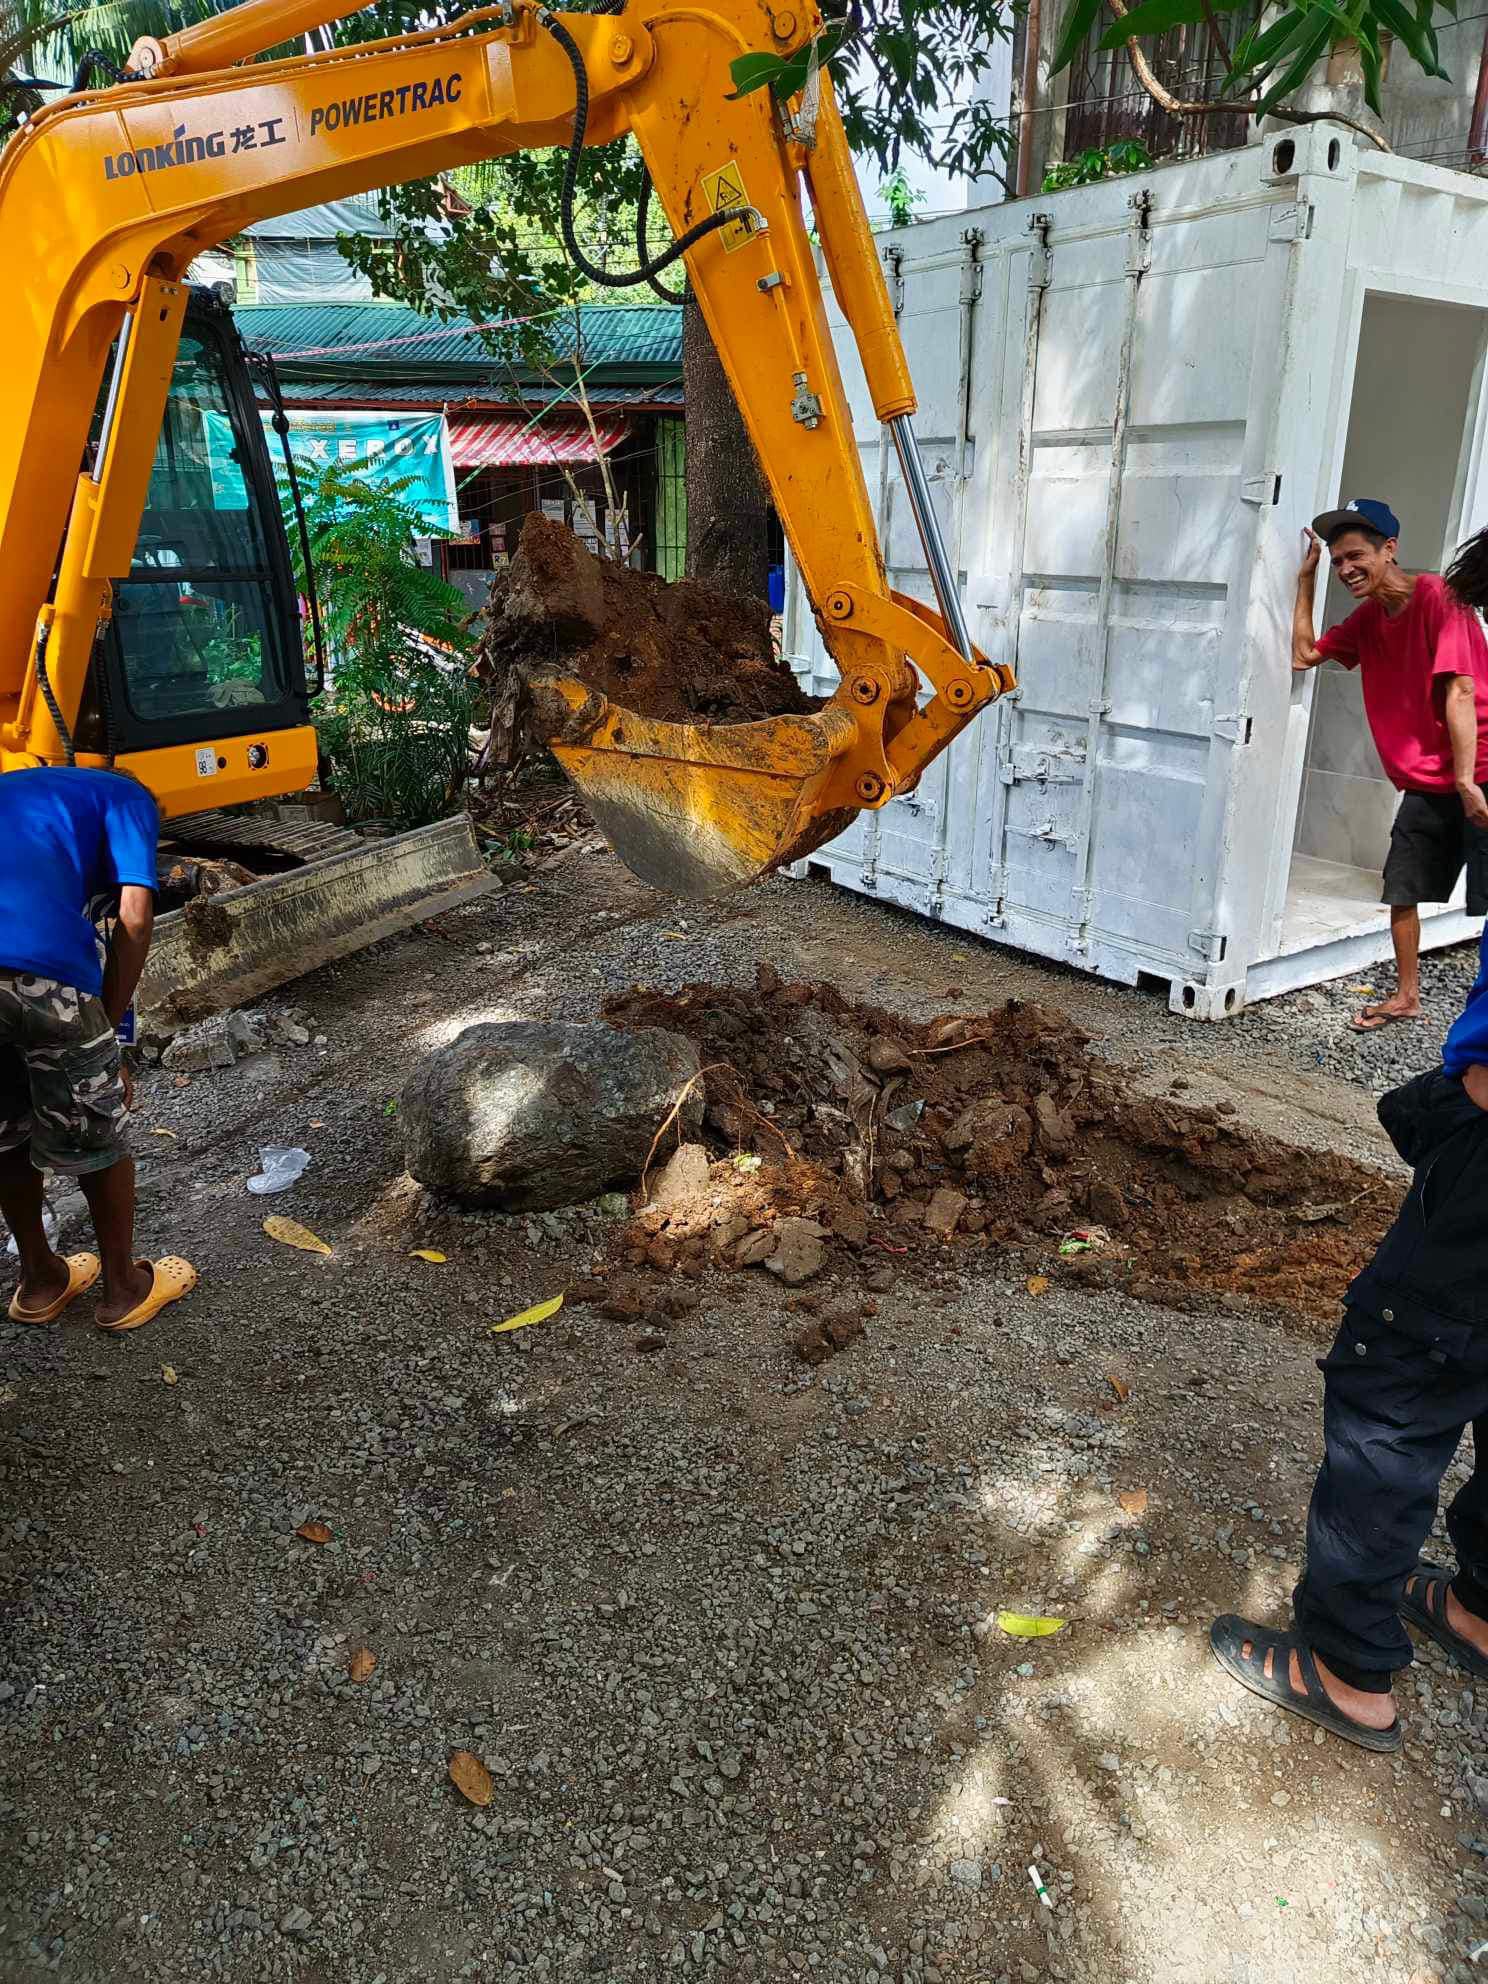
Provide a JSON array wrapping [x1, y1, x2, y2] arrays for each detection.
[[0, 0, 1012, 900]]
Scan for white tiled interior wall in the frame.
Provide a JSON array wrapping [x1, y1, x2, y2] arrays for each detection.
[[1296, 293, 1486, 879]]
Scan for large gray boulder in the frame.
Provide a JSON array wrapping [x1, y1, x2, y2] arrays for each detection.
[[401, 1021, 703, 1211]]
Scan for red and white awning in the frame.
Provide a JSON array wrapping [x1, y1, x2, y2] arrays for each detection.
[[447, 414, 628, 469]]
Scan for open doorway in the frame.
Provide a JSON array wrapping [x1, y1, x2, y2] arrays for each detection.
[[1282, 292, 1486, 951]]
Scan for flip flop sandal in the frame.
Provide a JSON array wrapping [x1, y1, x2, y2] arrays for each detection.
[[1209, 1615, 1402, 1753], [94, 1256, 198, 1335], [8, 1252, 101, 1325], [1352, 1009, 1424, 1032], [1400, 1562, 1488, 1680]]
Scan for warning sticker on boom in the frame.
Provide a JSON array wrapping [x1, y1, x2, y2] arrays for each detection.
[[701, 160, 756, 253]]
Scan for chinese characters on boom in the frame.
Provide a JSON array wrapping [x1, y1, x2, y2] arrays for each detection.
[[101, 71, 465, 181]]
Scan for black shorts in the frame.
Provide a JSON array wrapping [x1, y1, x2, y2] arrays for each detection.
[[1382, 789, 1488, 913]]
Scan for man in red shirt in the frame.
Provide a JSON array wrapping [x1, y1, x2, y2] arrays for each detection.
[[1294, 498, 1488, 1030]]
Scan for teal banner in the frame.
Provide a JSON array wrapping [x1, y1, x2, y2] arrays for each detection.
[[206, 407, 458, 533]]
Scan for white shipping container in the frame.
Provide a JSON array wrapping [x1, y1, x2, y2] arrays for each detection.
[[785, 125, 1488, 1015]]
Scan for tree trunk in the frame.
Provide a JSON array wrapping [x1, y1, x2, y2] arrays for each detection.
[[682, 287, 771, 597]]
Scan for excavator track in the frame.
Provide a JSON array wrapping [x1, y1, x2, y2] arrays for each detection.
[[161, 807, 366, 867]]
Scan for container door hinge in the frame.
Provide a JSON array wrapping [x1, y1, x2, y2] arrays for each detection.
[[1126, 189, 1153, 273], [1269, 201, 1314, 242], [884, 243, 905, 318], [1240, 473, 1282, 506], [1212, 711, 1253, 744], [960, 227, 986, 304], [1027, 213, 1052, 291], [1188, 927, 1228, 964]]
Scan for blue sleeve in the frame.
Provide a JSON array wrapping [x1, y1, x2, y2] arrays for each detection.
[[1443, 925, 1488, 1076], [100, 784, 160, 891]]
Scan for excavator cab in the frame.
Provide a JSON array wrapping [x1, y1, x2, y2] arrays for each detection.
[[74, 291, 311, 774]]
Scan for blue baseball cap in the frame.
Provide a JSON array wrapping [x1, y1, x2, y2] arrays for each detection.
[[1312, 497, 1401, 542]]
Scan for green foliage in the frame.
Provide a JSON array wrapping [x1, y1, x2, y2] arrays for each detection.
[[877, 165, 928, 227], [727, 24, 846, 100], [296, 463, 477, 830], [1042, 137, 1152, 190], [1053, 0, 1451, 121]]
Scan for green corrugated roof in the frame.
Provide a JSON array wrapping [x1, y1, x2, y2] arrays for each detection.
[[264, 377, 684, 410], [235, 300, 682, 381]]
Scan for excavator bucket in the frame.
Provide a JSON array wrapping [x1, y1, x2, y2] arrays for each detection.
[[535, 674, 861, 899]]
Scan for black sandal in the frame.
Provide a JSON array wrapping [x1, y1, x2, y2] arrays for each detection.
[[1209, 1615, 1402, 1753], [1400, 1562, 1488, 1680]]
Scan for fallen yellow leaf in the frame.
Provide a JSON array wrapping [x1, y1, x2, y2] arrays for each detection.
[[490, 1293, 564, 1335], [349, 1648, 377, 1684], [448, 1750, 493, 1807], [264, 1215, 332, 1256], [161, 1365, 178, 1387], [661, 930, 688, 939], [1107, 1373, 1131, 1403], [1117, 1487, 1148, 1517], [409, 1249, 447, 1264], [296, 1521, 333, 1545], [1026, 1275, 1049, 1297], [150, 1127, 177, 1140], [997, 1611, 1066, 1639]]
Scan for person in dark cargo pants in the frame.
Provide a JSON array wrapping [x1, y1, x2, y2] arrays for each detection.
[[1210, 939, 1488, 1750]]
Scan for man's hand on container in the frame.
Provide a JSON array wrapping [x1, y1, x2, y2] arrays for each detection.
[[1293, 529, 1326, 672], [1464, 1063, 1488, 1113]]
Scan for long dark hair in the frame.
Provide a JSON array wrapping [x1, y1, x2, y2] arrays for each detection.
[[1446, 528, 1488, 614]]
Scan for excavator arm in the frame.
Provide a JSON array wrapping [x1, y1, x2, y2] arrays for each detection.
[[0, 0, 1012, 896]]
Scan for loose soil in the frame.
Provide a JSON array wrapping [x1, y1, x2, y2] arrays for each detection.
[[603, 967, 1399, 1324], [473, 513, 817, 732]]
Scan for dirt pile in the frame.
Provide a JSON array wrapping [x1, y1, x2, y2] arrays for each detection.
[[599, 967, 1401, 1325], [473, 514, 817, 739]]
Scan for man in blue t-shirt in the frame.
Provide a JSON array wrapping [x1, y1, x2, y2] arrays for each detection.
[[0, 767, 197, 1331]]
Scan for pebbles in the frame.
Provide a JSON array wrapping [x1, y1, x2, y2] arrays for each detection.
[[3, 849, 1484, 1984]]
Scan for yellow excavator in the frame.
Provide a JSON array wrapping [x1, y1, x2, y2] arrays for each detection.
[[0, 0, 1013, 1014]]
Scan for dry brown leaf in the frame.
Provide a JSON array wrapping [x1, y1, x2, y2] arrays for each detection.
[[1106, 1374, 1131, 1403], [295, 1520, 333, 1545], [348, 1648, 377, 1684], [448, 1749, 493, 1807], [161, 1365, 178, 1387], [1117, 1487, 1148, 1517], [1026, 1275, 1049, 1297]]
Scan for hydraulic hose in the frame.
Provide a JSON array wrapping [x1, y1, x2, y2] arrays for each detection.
[[635, 175, 685, 303], [35, 625, 76, 766], [537, 9, 738, 289]]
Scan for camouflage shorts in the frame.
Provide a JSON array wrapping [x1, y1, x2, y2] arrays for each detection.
[[0, 971, 128, 1176]]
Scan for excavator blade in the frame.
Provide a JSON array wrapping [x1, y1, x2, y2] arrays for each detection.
[[539, 675, 861, 899], [138, 814, 500, 1025]]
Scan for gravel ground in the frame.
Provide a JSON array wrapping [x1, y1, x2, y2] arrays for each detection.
[[3, 852, 1487, 1984]]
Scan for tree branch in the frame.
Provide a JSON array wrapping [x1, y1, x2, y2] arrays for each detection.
[[1104, 0, 1391, 151], [1199, 0, 1231, 70]]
